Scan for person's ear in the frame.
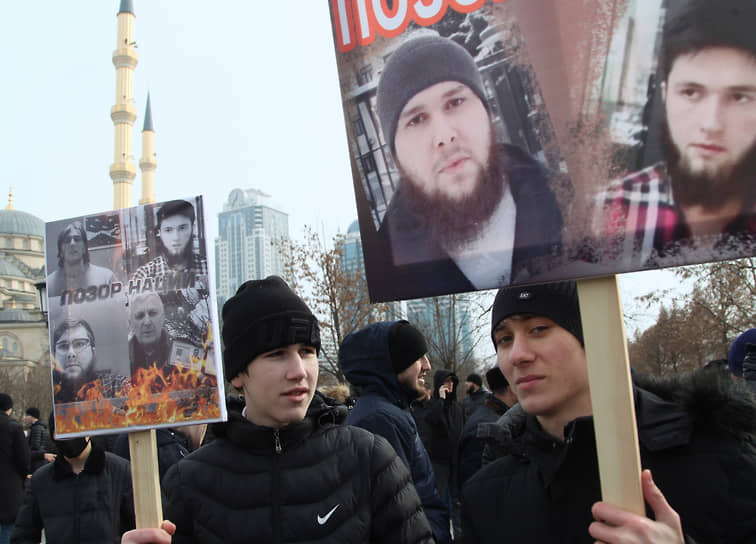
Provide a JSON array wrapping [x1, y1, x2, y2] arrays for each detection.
[[660, 80, 667, 103]]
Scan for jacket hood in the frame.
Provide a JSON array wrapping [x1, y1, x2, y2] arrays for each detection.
[[340, 321, 413, 407], [480, 368, 756, 457], [432, 369, 459, 399]]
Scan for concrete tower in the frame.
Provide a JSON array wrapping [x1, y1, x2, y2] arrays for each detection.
[[110, 0, 138, 209], [139, 93, 156, 205]]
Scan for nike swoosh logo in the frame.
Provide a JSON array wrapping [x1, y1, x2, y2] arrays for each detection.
[[317, 504, 340, 525]]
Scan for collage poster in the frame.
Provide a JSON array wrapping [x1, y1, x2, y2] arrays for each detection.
[[46, 196, 225, 438], [328, 0, 756, 301]]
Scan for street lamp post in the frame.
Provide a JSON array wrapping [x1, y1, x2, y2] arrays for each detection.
[[34, 281, 48, 326]]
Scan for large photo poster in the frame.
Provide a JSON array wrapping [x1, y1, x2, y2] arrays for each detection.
[[329, 0, 756, 301], [46, 196, 225, 438]]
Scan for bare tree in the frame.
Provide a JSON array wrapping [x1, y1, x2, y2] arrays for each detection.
[[629, 257, 756, 375], [279, 227, 391, 383]]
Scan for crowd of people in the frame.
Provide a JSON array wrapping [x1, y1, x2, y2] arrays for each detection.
[[3, 2, 756, 540], [3, 272, 755, 543]]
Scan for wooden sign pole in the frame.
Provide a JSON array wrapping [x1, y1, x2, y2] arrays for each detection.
[[128, 429, 163, 528], [576, 276, 644, 515]]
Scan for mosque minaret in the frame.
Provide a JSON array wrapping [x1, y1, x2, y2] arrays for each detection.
[[110, 0, 138, 209], [139, 93, 156, 205]]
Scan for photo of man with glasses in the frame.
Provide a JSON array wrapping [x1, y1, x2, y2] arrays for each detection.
[[52, 318, 129, 403]]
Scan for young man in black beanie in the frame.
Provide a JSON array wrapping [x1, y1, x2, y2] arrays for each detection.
[[340, 321, 451, 544], [122, 277, 435, 544], [372, 34, 562, 300], [462, 372, 486, 419], [461, 280, 756, 543]]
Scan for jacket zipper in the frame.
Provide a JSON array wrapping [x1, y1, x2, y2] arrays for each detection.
[[272, 429, 282, 542]]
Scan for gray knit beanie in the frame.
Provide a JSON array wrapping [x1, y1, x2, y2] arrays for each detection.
[[377, 35, 487, 154], [490, 281, 584, 347]]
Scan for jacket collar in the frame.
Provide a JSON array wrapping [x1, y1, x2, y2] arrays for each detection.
[[53, 443, 106, 481]]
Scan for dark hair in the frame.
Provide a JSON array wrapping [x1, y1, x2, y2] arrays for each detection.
[[25, 406, 40, 419], [56, 221, 90, 269], [0, 392, 12, 411], [53, 318, 96, 349], [661, 0, 756, 82], [156, 200, 196, 229]]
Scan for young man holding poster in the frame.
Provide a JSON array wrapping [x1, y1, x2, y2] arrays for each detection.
[[373, 35, 563, 299], [122, 276, 435, 544], [598, 0, 756, 265], [461, 281, 756, 543]]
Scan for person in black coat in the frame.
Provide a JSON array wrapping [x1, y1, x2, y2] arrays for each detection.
[[23, 408, 56, 473], [122, 276, 434, 544], [456, 366, 516, 490], [462, 280, 756, 543], [0, 393, 30, 544], [342, 320, 451, 544], [12, 415, 134, 544]]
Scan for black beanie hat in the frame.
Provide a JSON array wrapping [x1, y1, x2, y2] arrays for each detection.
[[485, 366, 509, 392], [377, 34, 488, 154], [388, 320, 428, 374], [466, 373, 483, 387], [490, 281, 583, 347], [25, 407, 40, 419], [0, 392, 12, 411], [221, 276, 320, 382]]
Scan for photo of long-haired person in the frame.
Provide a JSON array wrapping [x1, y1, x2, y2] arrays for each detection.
[[131, 199, 207, 287], [371, 35, 563, 300], [46, 221, 116, 298], [596, 0, 756, 266]]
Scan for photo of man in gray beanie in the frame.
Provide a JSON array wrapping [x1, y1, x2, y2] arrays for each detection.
[[374, 34, 563, 300], [122, 276, 437, 544]]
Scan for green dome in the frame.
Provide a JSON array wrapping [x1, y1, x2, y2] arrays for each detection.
[[0, 209, 44, 238]]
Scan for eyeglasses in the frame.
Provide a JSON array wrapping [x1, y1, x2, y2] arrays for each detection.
[[62, 235, 83, 243], [55, 338, 91, 354]]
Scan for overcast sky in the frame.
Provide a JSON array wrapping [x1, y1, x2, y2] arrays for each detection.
[[0, 1, 679, 336]]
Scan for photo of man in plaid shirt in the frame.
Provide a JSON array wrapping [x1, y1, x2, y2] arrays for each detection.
[[132, 199, 208, 288], [596, 0, 756, 266]]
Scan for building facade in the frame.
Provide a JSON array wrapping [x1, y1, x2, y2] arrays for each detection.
[[214, 188, 289, 307], [0, 198, 52, 418]]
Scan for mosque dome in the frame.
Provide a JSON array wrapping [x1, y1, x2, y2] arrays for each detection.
[[0, 259, 27, 279], [0, 209, 45, 238], [0, 307, 36, 323]]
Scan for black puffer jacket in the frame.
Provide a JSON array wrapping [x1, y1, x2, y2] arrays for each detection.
[[462, 370, 756, 543], [28, 419, 55, 473], [12, 445, 135, 544], [162, 392, 434, 543]]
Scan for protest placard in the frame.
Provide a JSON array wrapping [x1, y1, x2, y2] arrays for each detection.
[[46, 195, 225, 438], [329, 0, 756, 302]]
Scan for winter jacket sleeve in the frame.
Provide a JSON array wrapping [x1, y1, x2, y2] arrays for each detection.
[[162, 462, 197, 544], [355, 410, 414, 470], [368, 433, 435, 544], [10, 475, 43, 544], [12, 421, 31, 478]]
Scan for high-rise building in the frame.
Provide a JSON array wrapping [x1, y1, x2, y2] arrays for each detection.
[[215, 189, 289, 306]]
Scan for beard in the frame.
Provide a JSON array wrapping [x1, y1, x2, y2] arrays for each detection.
[[399, 140, 506, 251], [162, 238, 194, 267], [662, 118, 756, 210]]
